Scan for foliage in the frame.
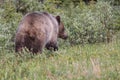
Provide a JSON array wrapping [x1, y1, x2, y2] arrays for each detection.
[[0, 0, 22, 50], [62, 2, 117, 44], [113, 6, 120, 31], [102, 0, 120, 5], [15, 0, 44, 14]]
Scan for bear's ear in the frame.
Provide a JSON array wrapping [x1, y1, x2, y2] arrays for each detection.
[[56, 16, 61, 24]]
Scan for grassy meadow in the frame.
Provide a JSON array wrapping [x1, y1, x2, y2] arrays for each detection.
[[0, 38, 120, 80], [0, 0, 120, 80]]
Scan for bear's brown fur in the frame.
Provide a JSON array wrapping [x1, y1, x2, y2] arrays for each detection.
[[15, 12, 68, 54]]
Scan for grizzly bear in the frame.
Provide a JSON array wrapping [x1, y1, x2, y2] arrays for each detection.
[[15, 12, 68, 54]]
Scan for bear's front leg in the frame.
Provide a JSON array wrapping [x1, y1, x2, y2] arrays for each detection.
[[46, 42, 58, 51], [53, 44, 58, 51]]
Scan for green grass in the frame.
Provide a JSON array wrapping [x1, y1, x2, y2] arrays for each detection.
[[0, 40, 120, 80]]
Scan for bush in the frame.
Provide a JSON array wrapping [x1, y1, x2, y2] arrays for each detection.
[[61, 2, 117, 44], [0, 0, 22, 50]]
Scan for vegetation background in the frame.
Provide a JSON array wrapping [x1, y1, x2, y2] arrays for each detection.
[[0, 0, 120, 80]]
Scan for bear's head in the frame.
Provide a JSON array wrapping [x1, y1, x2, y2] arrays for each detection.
[[56, 16, 68, 40]]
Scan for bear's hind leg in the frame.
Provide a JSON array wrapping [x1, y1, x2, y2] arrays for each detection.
[[15, 40, 24, 53], [15, 34, 25, 53], [32, 39, 45, 54]]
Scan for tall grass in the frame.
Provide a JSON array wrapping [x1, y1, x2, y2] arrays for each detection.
[[0, 39, 120, 80]]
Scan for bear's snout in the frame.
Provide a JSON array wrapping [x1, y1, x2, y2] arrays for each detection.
[[61, 32, 68, 40]]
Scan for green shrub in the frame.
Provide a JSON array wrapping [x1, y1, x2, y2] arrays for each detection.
[[0, 0, 22, 50], [61, 2, 116, 44], [15, 0, 44, 14]]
